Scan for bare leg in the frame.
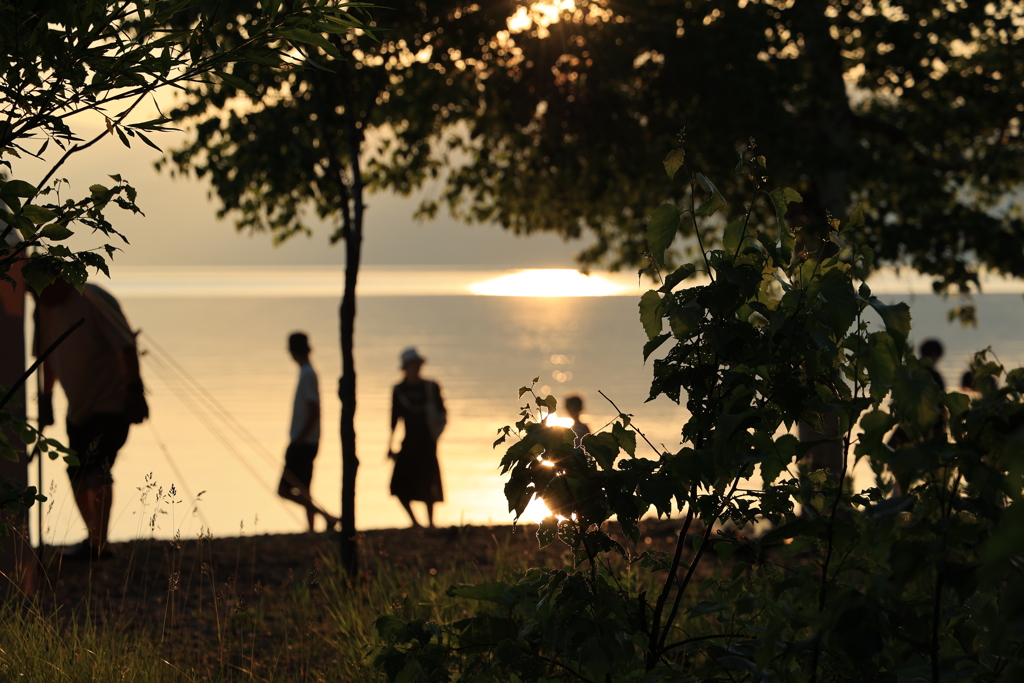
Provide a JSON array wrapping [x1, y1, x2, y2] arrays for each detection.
[[279, 477, 336, 532], [73, 483, 112, 550], [399, 498, 421, 528], [426, 502, 435, 529]]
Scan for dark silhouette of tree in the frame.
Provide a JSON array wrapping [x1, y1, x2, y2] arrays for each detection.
[[166, 1, 1023, 569]]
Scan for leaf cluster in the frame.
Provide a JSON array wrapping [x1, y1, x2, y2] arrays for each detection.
[[371, 147, 1024, 682], [1, 0, 363, 288]]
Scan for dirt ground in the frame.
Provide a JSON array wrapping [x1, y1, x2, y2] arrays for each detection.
[[8, 519, 707, 677], [29, 518, 690, 625]]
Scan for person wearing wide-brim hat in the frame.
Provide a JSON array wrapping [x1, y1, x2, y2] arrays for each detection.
[[387, 346, 446, 528]]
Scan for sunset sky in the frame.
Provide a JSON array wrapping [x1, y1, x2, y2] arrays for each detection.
[[18, 119, 582, 271]]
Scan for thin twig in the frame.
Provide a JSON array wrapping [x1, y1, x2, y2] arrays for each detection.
[[598, 390, 661, 457], [0, 317, 84, 412]]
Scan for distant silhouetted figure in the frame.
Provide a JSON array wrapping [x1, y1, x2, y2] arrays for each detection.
[[886, 338, 948, 493], [278, 332, 336, 532], [960, 367, 997, 398], [920, 338, 946, 391], [564, 394, 590, 446], [960, 370, 975, 393], [797, 412, 843, 486], [388, 347, 445, 528], [35, 280, 148, 559]]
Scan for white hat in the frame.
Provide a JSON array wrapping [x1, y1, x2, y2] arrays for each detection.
[[400, 347, 425, 368]]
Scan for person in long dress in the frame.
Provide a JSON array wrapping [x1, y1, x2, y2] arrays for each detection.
[[387, 347, 445, 528]]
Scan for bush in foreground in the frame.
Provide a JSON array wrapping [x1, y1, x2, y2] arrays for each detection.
[[372, 146, 1024, 682]]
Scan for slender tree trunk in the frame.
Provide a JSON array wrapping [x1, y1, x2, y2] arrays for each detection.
[[338, 231, 360, 575], [337, 62, 365, 576], [791, 2, 853, 240], [0, 255, 35, 596]]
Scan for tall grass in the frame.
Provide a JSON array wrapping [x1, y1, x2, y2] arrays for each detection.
[[0, 527, 552, 682]]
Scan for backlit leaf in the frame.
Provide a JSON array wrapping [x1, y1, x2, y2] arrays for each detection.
[[582, 432, 619, 470], [663, 148, 685, 179], [612, 422, 636, 457], [694, 173, 726, 217], [639, 290, 664, 340], [646, 203, 680, 267]]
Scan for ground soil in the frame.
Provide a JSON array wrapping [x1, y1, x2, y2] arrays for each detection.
[[23, 519, 693, 676], [33, 519, 689, 614]]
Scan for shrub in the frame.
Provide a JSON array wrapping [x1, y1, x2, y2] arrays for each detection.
[[371, 144, 1024, 682]]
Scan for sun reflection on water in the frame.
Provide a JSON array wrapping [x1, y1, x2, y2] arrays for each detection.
[[467, 269, 629, 297]]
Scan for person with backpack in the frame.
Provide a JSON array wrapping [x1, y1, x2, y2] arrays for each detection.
[[35, 279, 149, 560]]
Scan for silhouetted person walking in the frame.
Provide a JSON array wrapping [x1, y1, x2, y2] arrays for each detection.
[[919, 338, 946, 391], [35, 280, 148, 559], [388, 347, 445, 528], [278, 332, 336, 532], [564, 394, 590, 446], [886, 338, 948, 494]]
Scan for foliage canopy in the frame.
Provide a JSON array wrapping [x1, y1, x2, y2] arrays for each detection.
[[0, 0, 361, 536], [372, 146, 1024, 682]]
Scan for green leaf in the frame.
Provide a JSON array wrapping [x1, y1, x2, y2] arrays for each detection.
[[135, 131, 163, 152], [812, 269, 858, 336], [278, 28, 342, 58], [8, 214, 36, 239], [639, 290, 664, 340], [689, 601, 726, 617], [214, 70, 257, 95], [646, 203, 680, 267], [761, 434, 798, 484], [770, 187, 801, 262], [943, 391, 970, 422], [536, 394, 556, 413], [659, 263, 696, 293], [20, 258, 59, 294], [668, 299, 703, 339], [642, 333, 671, 362], [612, 422, 636, 456], [39, 223, 74, 241], [581, 432, 619, 470], [866, 332, 899, 405], [891, 364, 943, 438], [867, 299, 911, 347], [537, 516, 558, 548], [694, 173, 726, 217], [1, 179, 37, 199], [722, 218, 747, 255], [22, 204, 57, 225], [663, 148, 685, 179]]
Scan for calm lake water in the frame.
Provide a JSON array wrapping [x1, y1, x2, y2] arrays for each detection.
[[25, 266, 1024, 544]]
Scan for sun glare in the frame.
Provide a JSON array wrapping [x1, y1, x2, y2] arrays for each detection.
[[544, 412, 576, 428], [467, 269, 628, 297], [518, 494, 555, 524], [507, 1, 577, 34]]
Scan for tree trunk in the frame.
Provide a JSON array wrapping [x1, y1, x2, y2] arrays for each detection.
[[338, 229, 360, 575], [791, 1, 853, 241], [0, 255, 36, 598], [337, 62, 365, 576]]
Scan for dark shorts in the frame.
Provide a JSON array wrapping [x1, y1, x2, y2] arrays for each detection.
[[66, 413, 130, 489], [281, 442, 318, 492]]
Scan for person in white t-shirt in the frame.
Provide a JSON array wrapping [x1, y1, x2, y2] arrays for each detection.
[[278, 332, 337, 532], [35, 279, 148, 560]]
